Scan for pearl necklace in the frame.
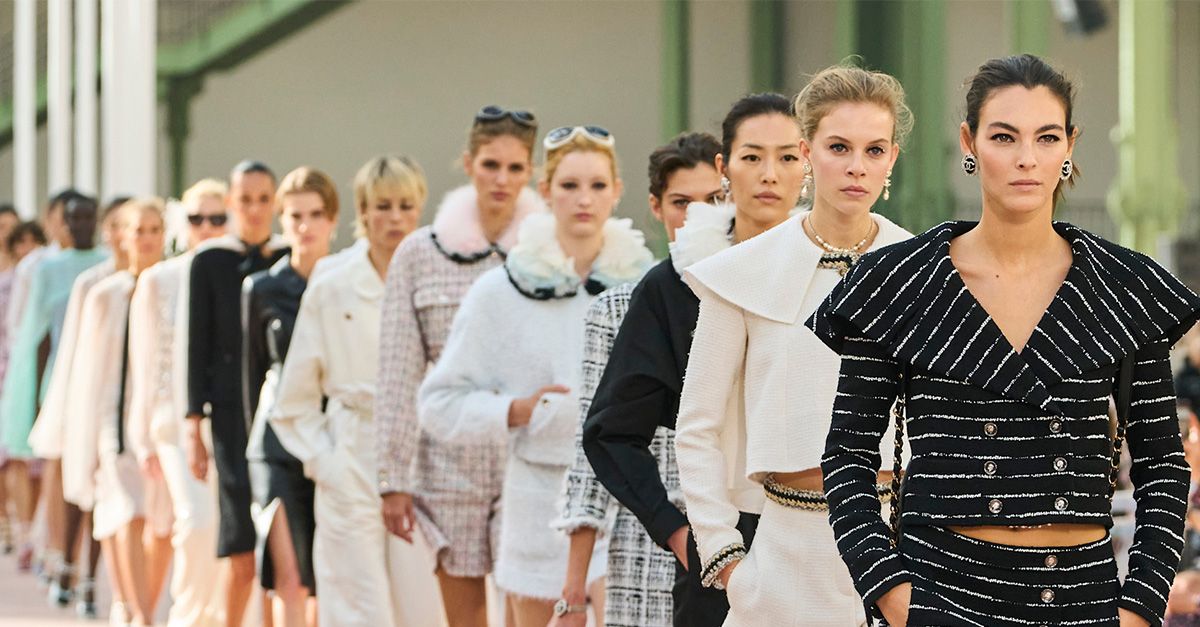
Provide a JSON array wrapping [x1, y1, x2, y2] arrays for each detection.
[[806, 217, 877, 276]]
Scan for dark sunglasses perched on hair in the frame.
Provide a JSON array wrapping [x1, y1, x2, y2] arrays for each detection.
[[187, 213, 228, 227], [543, 125, 614, 150], [475, 105, 536, 128]]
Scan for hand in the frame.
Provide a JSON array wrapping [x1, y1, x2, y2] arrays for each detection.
[[667, 526, 689, 570], [876, 582, 912, 627], [1118, 608, 1149, 627], [717, 558, 740, 589], [381, 492, 416, 544], [507, 385, 570, 428], [139, 454, 162, 481], [185, 415, 208, 481]]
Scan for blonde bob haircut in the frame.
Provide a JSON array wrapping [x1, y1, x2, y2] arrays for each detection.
[[117, 196, 167, 231], [794, 62, 914, 150], [542, 134, 619, 185], [181, 178, 228, 208], [275, 166, 339, 220], [352, 155, 428, 237]]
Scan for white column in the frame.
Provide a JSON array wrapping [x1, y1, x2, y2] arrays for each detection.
[[74, 0, 97, 196], [100, 0, 156, 199], [48, 0, 73, 194], [13, 0, 37, 219]]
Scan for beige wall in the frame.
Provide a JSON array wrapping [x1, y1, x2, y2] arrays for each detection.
[[1, 0, 1197, 245]]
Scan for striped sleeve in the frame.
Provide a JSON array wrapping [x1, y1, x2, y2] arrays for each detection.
[[1118, 337, 1189, 625], [820, 331, 910, 612]]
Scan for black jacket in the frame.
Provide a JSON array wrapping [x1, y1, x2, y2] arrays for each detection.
[[242, 256, 306, 464], [582, 258, 694, 548], [808, 221, 1200, 625]]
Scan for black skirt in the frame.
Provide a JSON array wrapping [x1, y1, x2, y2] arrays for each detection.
[[897, 525, 1120, 626], [249, 452, 316, 592], [210, 404, 256, 558]]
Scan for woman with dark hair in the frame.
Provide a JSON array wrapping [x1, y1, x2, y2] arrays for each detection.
[[810, 54, 1199, 627], [374, 106, 543, 627]]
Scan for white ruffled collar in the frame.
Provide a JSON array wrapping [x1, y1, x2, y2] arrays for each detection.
[[504, 212, 654, 300], [668, 202, 735, 275], [430, 185, 545, 263]]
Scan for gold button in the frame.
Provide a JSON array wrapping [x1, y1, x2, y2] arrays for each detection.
[[1040, 588, 1055, 603], [984, 422, 998, 436], [1044, 554, 1058, 568], [988, 498, 1003, 513]]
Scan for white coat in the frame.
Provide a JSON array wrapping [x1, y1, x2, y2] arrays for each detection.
[[270, 247, 444, 627]]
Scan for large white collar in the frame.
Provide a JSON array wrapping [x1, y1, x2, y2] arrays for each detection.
[[684, 211, 911, 323], [668, 202, 735, 274], [430, 185, 545, 262], [504, 212, 655, 300]]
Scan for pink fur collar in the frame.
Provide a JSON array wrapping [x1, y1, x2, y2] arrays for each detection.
[[430, 185, 544, 258]]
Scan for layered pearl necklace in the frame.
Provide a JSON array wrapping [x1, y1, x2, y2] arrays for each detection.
[[806, 216, 877, 276]]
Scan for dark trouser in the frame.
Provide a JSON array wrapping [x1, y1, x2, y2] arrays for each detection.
[[673, 511, 760, 627], [895, 525, 1120, 626]]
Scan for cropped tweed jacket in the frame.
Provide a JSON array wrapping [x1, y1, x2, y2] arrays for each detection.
[[807, 221, 1200, 625]]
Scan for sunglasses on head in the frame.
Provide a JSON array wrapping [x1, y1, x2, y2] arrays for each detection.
[[475, 105, 536, 128], [543, 126, 615, 151], [187, 213, 228, 227]]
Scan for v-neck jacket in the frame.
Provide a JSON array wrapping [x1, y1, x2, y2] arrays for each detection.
[[807, 221, 1200, 625]]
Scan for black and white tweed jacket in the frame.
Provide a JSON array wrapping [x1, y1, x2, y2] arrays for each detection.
[[807, 220, 1200, 625]]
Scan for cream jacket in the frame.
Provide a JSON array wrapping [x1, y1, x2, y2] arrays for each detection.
[[269, 247, 385, 486], [674, 212, 911, 570]]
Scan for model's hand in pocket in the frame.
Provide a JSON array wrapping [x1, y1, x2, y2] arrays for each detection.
[[877, 582, 912, 627], [1117, 608, 1148, 627], [507, 385, 570, 427]]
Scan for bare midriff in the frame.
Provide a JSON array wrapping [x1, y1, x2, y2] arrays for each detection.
[[947, 524, 1107, 547], [773, 468, 894, 492]]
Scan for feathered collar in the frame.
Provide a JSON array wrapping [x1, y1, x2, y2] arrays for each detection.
[[669, 202, 735, 275], [807, 220, 1200, 415], [504, 212, 654, 300], [430, 185, 545, 264]]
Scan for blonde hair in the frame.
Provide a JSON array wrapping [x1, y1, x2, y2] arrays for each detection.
[[275, 167, 339, 219], [181, 178, 227, 208], [117, 196, 166, 231], [794, 63, 914, 149], [542, 134, 619, 185], [353, 155, 428, 237]]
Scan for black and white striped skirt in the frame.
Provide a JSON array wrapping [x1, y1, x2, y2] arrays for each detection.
[[897, 525, 1120, 626]]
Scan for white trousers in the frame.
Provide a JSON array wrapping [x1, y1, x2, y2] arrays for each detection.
[[723, 499, 867, 627], [157, 424, 227, 627], [313, 452, 445, 627]]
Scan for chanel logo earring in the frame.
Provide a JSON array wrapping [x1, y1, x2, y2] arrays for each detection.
[[801, 162, 813, 200], [1060, 159, 1073, 181], [883, 170, 893, 201], [721, 175, 731, 201], [961, 154, 977, 176]]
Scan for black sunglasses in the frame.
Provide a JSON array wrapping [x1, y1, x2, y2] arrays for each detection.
[[187, 213, 228, 227], [475, 105, 536, 128]]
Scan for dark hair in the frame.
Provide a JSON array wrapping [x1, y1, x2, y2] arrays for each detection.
[[720, 93, 795, 163], [7, 221, 47, 251], [0, 204, 17, 220], [64, 194, 98, 216], [647, 132, 721, 199], [964, 54, 1079, 196], [47, 188, 82, 215], [102, 195, 132, 222], [230, 159, 276, 183]]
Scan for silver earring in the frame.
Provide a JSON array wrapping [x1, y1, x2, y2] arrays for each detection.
[[883, 170, 892, 201], [961, 154, 977, 176], [1060, 159, 1073, 181], [721, 176, 731, 201]]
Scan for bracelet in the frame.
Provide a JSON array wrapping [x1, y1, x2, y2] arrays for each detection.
[[700, 542, 746, 589]]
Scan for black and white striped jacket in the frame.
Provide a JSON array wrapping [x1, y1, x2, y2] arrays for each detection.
[[807, 221, 1200, 625]]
